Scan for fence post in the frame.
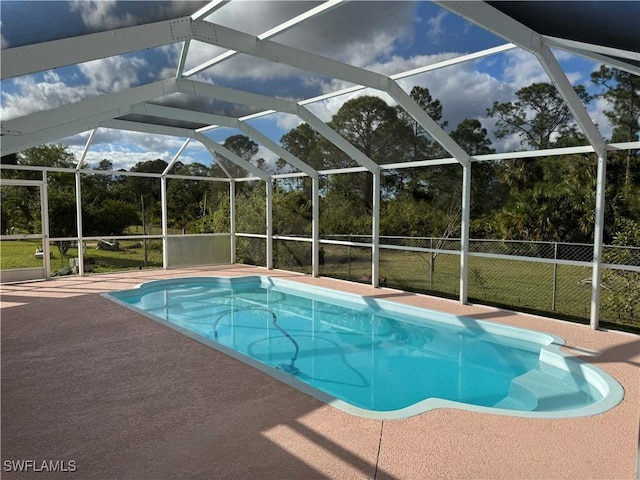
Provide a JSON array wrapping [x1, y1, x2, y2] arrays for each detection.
[[429, 237, 434, 290], [552, 241, 558, 311], [348, 235, 352, 279]]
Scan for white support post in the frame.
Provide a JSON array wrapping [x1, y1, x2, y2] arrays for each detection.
[[266, 179, 273, 270], [590, 151, 607, 330], [371, 170, 381, 288], [41, 171, 51, 279], [459, 163, 471, 304], [176, 40, 191, 78], [161, 176, 169, 269], [77, 129, 97, 170], [230, 180, 236, 264], [311, 176, 320, 277], [75, 171, 84, 276]]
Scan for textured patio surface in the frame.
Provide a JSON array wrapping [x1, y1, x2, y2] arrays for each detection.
[[1, 265, 638, 479]]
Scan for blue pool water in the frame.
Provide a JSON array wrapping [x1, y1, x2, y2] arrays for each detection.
[[104, 276, 623, 419]]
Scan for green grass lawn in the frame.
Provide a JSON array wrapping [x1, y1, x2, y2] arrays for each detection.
[[0, 239, 162, 273], [316, 244, 638, 332], [2, 238, 637, 332]]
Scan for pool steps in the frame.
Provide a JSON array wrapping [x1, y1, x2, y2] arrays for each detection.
[[495, 364, 600, 412]]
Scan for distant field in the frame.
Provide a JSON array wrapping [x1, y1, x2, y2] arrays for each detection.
[[0, 239, 162, 273], [280, 242, 638, 332]]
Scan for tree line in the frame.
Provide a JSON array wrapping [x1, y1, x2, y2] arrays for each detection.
[[1, 66, 638, 250]]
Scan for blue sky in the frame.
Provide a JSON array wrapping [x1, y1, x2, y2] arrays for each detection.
[[0, 1, 613, 172]]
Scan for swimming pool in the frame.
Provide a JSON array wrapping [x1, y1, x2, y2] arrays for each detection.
[[104, 276, 623, 419]]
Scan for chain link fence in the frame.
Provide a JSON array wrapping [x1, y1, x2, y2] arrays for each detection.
[[318, 243, 372, 284], [235, 234, 639, 331], [273, 239, 312, 274]]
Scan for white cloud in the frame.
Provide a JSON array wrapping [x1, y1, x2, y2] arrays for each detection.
[[501, 49, 549, 89], [270, 112, 303, 132], [256, 145, 281, 173], [78, 56, 148, 93], [278, 1, 417, 67], [1, 54, 148, 121], [1, 72, 90, 120], [426, 10, 448, 43], [69, 0, 136, 30], [60, 129, 203, 171], [589, 96, 614, 140]]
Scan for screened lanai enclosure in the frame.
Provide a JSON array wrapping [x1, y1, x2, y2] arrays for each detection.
[[1, 1, 639, 331]]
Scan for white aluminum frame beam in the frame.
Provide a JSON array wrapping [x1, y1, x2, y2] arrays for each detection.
[[1, 18, 194, 80], [551, 46, 640, 77], [229, 180, 236, 263], [1, 79, 180, 156], [542, 37, 640, 77], [99, 118, 194, 138], [191, 20, 470, 166], [163, 138, 192, 175], [435, 0, 605, 152], [76, 129, 98, 170], [591, 152, 608, 330], [161, 175, 169, 268], [191, 0, 227, 20], [184, 0, 347, 77], [537, 45, 605, 151], [75, 170, 85, 275], [41, 173, 51, 278], [542, 35, 640, 67], [175, 80, 380, 173], [176, 40, 191, 78], [194, 133, 271, 181], [266, 179, 273, 270], [136, 102, 318, 178]]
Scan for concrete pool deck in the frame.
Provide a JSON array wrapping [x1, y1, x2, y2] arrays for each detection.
[[1, 265, 638, 479]]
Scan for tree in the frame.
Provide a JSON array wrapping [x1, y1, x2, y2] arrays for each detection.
[[46, 187, 77, 261], [126, 159, 170, 229], [487, 82, 591, 150], [450, 119, 502, 219], [83, 198, 139, 236], [450, 119, 494, 155], [280, 123, 325, 197], [601, 218, 640, 324], [591, 66, 640, 186], [385, 86, 449, 197], [485, 83, 605, 242], [325, 96, 413, 220], [214, 135, 261, 181], [398, 85, 448, 159], [166, 162, 212, 231], [591, 66, 640, 231]]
